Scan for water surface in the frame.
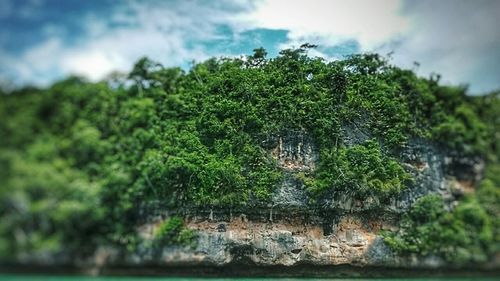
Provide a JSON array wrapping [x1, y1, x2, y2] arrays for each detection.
[[0, 277, 498, 281]]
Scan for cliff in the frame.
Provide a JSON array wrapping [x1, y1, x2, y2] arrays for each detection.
[[0, 48, 498, 276], [7, 132, 489, 276], [2, 133, 470, 278], [101, 132, 486, 270]]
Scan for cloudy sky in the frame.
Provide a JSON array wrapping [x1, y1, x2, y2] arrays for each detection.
[[0, 0, 499, 94]]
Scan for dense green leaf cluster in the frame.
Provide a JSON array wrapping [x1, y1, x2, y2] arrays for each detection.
[[153, 216, 196, 248], [0, 46, 497, 259], [300, 140, 412, 201], [383, 188, 498, 264]]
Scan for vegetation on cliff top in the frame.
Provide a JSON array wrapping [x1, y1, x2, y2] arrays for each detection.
[[0, 45, 498, 261]]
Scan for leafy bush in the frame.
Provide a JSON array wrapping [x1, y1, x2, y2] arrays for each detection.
[[383, 194, 496, 264], [154, 217, 196, 247], [305, 140, 412, 201]]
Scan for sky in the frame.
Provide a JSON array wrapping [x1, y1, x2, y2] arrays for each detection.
[[0, 0, 499, 94]]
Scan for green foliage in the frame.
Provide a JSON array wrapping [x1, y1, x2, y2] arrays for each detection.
[[153, 216, 196, 247], [383, 194, 497, 264], [0, 150, 104, 257], [431, 103, 488, 154], [476, 164, 500, 253], [472, 92, 500, 162], [305, 140, 412, 201]]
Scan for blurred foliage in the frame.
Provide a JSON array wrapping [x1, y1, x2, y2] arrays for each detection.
[[383, 190, 498, 264], [382, 88, 500, 263], [0, 46, 498, 260]]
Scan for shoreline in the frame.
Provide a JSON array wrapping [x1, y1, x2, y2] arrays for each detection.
[[1, 264, 499, 278]]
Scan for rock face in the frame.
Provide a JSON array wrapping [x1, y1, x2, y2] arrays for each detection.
[[270, 130, 316, 210], [177, 214, 378, 266], [111, 130, 484, 270], [11, 130, 483, 271], [127, 210, 389, 267]]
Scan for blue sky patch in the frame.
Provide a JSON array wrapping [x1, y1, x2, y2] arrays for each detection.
[[198, 27, 289, 58]]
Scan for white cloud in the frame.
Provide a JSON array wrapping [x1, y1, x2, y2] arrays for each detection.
[[0, 38, 64, 86], [1, 37, 126, 85], [238, 0, 500, 93], [243, 0, 409, 50], [385, 0, 500, 93], [2, 0, 499, 94], [2, 0, 250, 85]]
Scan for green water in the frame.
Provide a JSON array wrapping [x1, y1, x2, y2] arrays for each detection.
[[0, 277, 498, 281]]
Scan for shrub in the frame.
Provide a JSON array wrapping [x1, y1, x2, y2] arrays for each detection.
[[383, 194, 495, 264], [154, 216, 196, 247], [305, 140, 412, 202]]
